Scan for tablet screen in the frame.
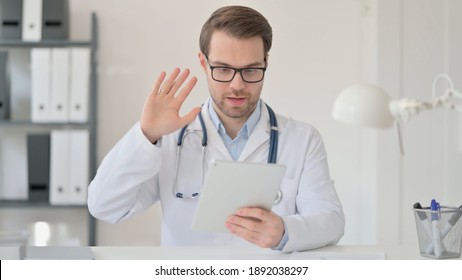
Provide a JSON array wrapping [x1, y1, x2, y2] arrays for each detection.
[[191, 160, 286, 232]]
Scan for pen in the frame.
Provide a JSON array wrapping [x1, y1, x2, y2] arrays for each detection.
[[425, 204, 462, 254], [430, 199, 444, 257], [413, 202, 433, 242]]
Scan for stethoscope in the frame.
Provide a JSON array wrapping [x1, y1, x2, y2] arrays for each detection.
[[172, 104, 282, 204]]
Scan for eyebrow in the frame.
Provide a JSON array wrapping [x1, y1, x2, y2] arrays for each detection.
[[209, 58, 265, 68]]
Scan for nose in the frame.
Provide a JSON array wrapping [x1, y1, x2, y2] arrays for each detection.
[[229, 71, 246, 91]]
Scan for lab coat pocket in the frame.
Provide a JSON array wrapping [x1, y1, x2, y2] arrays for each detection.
[[272, 178, 298, 215]]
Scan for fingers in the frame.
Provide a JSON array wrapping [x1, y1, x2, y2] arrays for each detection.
[[176, 76, 198, 103], [227, 223, 263, 246], [158, 67, 181, 94], [226, 208, 284, 248], [179, 107, 201, 127], [151, 71, 167, 95], [169, 68, 191, 94], [152, 68, 197, 100], [142, 67, 199, 142], [236, 208, 267, 220]]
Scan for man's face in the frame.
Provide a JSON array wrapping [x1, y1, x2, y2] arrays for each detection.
[[199, 30, 266, 122]]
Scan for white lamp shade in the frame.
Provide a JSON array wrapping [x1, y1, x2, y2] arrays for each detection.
[[332, 84, 394, 128]]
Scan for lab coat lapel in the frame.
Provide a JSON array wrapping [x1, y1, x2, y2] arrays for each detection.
[[239, 102, 278, 162]]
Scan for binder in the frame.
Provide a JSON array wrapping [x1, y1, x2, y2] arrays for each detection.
[[42, 0, 69, 40], [0, 129, 2, 198], [69, 48, 90, 122], [50, 48, 69, 122], [0, 51, 10, 119], [0, 128, 28, 200], [16, 0, 68, 41], [0, 0, 23, 39], [49, 130, 70, 205], [0, 128, 3, 200], [31, 48, 52, 122], [27, 134, 50, 202], [68, 130, 89, 205], [49, 129, 89, 205], [22, 0, 43, 41]]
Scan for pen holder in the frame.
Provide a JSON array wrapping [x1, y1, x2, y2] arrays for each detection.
[[413, 206, 462, 259]]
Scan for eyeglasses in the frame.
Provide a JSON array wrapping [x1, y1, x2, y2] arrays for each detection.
[[205, 55, 267, 83]]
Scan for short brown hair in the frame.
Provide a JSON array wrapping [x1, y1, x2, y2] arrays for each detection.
[[199, 6, 273, 57]]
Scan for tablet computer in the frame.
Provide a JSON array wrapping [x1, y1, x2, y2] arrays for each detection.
[[191, 160, 286, 232]]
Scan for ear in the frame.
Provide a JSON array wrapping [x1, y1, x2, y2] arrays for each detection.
[[198, 52, 207, 72], [265, 53, 270, 67]]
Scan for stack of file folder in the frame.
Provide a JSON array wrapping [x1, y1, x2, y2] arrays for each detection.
[[31, 47, 90, 123], [0, 0, 69, 41]]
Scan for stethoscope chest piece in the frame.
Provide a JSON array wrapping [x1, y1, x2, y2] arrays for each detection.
[[274, 190, 282, 205]]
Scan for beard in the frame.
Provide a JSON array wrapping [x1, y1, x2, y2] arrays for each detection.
[[210, 91, 259, 119], [208, 78, 263, 120]]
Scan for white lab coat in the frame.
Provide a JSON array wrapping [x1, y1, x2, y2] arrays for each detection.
[[88, 98, 345, 253]]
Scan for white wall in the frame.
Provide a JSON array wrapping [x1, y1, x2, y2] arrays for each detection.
[[66, 0, 462, 247]]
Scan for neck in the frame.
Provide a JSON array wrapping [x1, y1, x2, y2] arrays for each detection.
[[220, 117, 245, 140], [212, 104, 250, 140]]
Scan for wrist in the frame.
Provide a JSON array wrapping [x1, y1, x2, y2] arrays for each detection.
[[140, 127, 161, 144]]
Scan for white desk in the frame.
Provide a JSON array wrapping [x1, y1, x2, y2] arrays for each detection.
[[2, 245, 448, 260], [92, 245, 439, 260]]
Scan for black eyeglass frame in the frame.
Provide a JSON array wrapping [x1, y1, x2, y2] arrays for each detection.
[[205, 55, 267, 83]]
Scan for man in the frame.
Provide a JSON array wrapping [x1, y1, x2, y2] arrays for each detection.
[[88, 5, 344, 253]]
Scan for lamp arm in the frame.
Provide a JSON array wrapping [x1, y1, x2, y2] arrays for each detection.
[[432, 73, 455, 99], [389, 99, 433, 122], [389, 80, 462, 122]]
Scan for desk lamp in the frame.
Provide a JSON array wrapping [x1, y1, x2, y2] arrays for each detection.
[[332, 74, 462, 258], [332, 73, 462, 129]]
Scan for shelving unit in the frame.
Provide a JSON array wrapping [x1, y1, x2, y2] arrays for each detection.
[[0, 13, 98, 246]]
